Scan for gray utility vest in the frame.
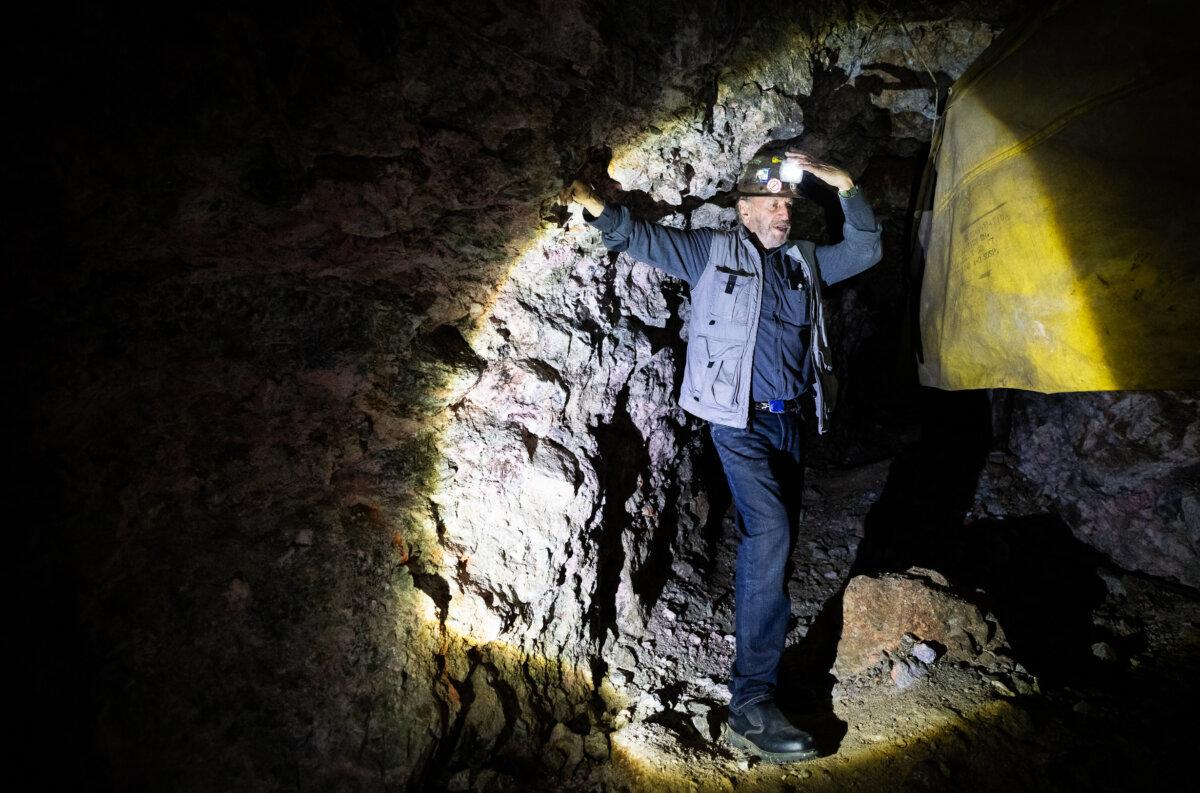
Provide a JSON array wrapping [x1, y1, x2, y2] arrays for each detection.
[[679, 227, 837, 432]]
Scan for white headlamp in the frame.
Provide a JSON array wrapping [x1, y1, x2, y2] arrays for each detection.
[[778, 159, 805, 184]]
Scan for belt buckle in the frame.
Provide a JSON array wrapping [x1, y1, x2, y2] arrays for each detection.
[[768, 399, 786, 414]]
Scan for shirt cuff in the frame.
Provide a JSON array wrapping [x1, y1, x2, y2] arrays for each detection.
[[839, 189, 877, 230], [584, 203, 624, 234]]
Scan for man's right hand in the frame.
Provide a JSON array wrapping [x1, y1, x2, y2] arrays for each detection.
[[558, 180, 606, 217]]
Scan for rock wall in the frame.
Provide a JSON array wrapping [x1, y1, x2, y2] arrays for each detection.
[[1007, 391, 1200, 589], [10, 1, 1029, 790]]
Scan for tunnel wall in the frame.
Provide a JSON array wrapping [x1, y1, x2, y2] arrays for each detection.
[[1007, 390, 1200, 590], [11, 2, 1135, 790]]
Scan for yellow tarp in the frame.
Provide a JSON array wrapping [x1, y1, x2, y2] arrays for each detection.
[[918, 0, 1200, 391]]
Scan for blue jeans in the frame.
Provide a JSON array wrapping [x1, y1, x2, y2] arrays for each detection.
[[709, 411, 803, 712]]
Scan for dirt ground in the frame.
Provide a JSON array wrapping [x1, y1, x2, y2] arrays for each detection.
[[588, 454, 1200, 792]]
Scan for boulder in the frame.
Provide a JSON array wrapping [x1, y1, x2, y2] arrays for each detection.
[[833, 569, 1005, 680]]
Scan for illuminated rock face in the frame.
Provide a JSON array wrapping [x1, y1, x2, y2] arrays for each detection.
[[28, 1, 1200, 791]]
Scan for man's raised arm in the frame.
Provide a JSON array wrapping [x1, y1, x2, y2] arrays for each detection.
[[558, 179, 713, 288], [785, 152, 883, 287]]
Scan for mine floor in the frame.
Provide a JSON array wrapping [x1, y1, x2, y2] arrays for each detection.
[[584, 455, 1200, 793]]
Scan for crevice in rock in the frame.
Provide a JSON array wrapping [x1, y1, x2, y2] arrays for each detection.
[[587, 382, 648, 644]]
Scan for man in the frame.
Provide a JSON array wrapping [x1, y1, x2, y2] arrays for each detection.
[[559, 146, 882, 762]]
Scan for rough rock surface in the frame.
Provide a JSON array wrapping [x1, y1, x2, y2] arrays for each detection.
[[832, 569, 1006, 680], [31, 1, 1200, 791], [1007, 391, 1200, 589]]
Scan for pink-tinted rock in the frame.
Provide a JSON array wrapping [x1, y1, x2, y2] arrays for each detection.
[[833, 570, 1004, 680]]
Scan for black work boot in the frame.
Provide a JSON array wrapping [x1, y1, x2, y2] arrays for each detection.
[[725, 700, 818, 763]]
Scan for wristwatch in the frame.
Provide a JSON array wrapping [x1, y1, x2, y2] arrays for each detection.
[[838, 184, 860, 199]]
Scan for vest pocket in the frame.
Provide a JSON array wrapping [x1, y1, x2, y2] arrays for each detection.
[[700, 336, 745, 408], [709, 267, 756, 324]]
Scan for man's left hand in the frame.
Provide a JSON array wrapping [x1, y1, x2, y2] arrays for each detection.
[[784, 150, 855, 192]]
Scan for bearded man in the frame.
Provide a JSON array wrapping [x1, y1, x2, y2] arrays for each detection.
[[560, 147, 882, 762]]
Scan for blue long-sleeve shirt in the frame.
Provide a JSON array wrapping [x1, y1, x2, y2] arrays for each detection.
[[587, 192, 882, 400]]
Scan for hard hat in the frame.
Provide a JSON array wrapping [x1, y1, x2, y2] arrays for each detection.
[[736, 147, 805, 197]]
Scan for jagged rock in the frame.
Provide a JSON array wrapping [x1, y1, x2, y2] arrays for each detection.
[[1009, 391, 1200, 588], [547, 722, 585, 770], [632, 692, 665, 722], [692, 711, 719, 741], [833, 570, 1005, 680], [988, 677, 1018, 698]]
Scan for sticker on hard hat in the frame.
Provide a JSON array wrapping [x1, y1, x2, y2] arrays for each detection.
[[755, 167, 770, 182], [766, 178, 782, 193]]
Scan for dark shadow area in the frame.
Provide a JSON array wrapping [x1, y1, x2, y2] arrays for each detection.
[[927, 514, 1111, 684], [697, 436, 735, 568], [778, 383, 1197, 791], [631, 477, 684, 617], [778, 387, 992, 751], [588, 384, 650, 643], [852, 387, 993, 575]]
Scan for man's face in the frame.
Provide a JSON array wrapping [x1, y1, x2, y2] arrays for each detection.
[[738, 195, 793, 249]]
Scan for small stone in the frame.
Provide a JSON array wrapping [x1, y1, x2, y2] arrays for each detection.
[[224, 577, 251, 610], [1091, 641, 1118, 662], [295, 529, 314, 546], [633, 693, 664, 721], [672, 559, 696, 580], [548, 722, 584, 769], [912, 642, 939, 664], [609, 644, 637, 670], [691, 712, 718, 741], [737, 759, 749, 771], [989, 678, 1017, 697], [890, 659, 928, 690], [689, 634, 702, 646], [584, 731, 609, 760], [906, 567, 951, 587]]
